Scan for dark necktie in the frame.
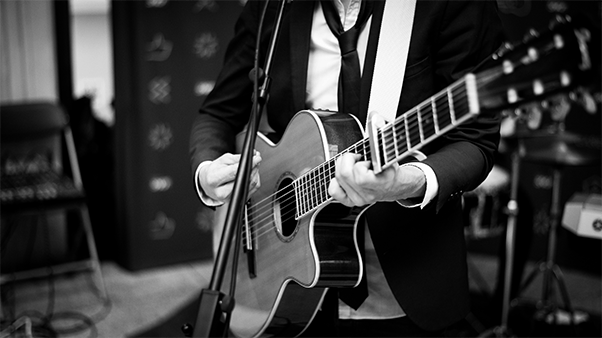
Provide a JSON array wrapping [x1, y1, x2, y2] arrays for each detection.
[[320, 0, 373, 117], [321, 0, 372, 310]]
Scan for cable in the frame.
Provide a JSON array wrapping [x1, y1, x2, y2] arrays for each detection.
[[1, 214, 112, 338]]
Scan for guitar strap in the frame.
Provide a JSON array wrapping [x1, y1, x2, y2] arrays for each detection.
[[367, 0, 417, 122]]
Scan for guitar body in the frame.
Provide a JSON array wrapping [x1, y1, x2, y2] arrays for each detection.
[[213, 110, 365, 338]]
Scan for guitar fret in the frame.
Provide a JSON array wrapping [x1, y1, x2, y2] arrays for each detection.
[[447, 87, 456, 125], [407, 112, 421, 149], [292, 179, 301, 218], [314, 170, 320, 209], [308, 172, 314, 210], [308, 173, 313, 211], [403, 116, 411, 150], [362, 142, 369, 162], [317, 166, 325, 205], [327, 159, 335, 201], [394, 118, 408, 158], [313, 168, 320, 209], [392, 124, 399, 159], [436, 95, 449, 131], [322, 162, 330, 202], [302, 174, 310, 215], [298, 175, 306, 216], [430, 97, 437, 137], [420, 102, 437, 140], [315, 169, 321, 207], [456, 85, 472, 120], [381, 127, 390, 165], [418, 104, 425, 143]]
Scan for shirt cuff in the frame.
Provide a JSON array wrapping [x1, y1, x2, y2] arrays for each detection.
[[195, 161, 225, 207], [396, 162, 439, 209]]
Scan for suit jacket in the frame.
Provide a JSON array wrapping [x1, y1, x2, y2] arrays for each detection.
[[190, 0, 504, 331]]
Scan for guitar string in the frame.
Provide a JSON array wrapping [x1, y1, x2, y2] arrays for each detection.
[[240, 62, 512, 244], [240, 86, 473, 243], [239, 147, 356, 244], [239, 39, 563, 246], [378, 81, 468, 165], [241, 87, 472, 244], [250, 30, 563, 241]]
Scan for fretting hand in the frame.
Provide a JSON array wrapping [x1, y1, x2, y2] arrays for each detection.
[[328, 153, 426, 207]]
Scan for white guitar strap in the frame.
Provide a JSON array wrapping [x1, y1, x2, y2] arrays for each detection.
[[367, 0, 417, 122]]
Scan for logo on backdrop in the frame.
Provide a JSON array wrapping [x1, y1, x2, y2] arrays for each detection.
[[149, 211, 176, 240], [194, 0, 218, 12], [150, 176, 173, 192], [194, 33, 219, 59], [146, 0, 168, 8], [147, 34, 173, 61], [149, 76, 171, 104], [194, 81, 215, 97], [149, 123, 173, 151]]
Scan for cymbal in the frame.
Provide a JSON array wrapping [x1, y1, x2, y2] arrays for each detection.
[[519, 131, 601, 166]]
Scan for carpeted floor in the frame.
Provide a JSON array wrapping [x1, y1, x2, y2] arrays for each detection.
[[1, 253, 600, 337], [1, 261, 212, 338]]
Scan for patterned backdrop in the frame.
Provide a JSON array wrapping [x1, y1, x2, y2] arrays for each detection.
[[112, 0, 246, 270]]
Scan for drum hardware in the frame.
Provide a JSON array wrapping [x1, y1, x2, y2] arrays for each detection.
[[479, 85, 600, 337], [477, 148, 521, 338]]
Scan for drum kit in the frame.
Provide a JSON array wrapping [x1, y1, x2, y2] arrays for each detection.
[[474, 88, 600, 337]]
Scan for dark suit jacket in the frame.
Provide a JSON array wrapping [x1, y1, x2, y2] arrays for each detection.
[[190, 0, 504, 331]]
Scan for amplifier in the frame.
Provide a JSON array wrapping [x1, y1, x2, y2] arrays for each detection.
[[562, 193, 602, 240]]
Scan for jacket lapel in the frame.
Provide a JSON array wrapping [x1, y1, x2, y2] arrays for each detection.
[[289, 0, 316, 111], [359, 0, 385, 125]]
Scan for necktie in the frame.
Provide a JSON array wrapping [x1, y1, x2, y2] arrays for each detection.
[[320, 0, 373, 117], [320, 0, 372, 311]]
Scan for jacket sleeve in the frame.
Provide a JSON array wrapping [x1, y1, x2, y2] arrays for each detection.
[[418, 0, 505, 213], [189, 1, 265, 175]]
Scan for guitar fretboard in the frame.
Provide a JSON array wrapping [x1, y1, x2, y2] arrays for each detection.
[[294, 74, 479, 219]]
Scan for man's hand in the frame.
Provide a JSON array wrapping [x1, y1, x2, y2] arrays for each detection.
[[327, 153, 426, 207], [198, 152, 262, 204]]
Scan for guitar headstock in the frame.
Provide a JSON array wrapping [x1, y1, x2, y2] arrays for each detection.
[[477, 15, 597, 113]]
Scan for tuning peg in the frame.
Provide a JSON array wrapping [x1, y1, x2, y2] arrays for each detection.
[[492, 42, 514, 60], [570, 88, 599, 114], [549, 14, 571, 30], [523, 28, 540, 43]]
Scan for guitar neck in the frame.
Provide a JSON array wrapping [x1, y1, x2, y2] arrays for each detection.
[[370, 74, 479, 172], [294, 74, 480, 218]]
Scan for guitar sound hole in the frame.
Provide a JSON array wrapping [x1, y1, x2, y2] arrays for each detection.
[[274, 176, 298, 239]]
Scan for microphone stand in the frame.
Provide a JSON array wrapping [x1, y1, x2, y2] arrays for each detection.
[[186, 1, 290, 337]]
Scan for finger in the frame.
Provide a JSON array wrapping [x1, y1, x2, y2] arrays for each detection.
[[213, 181, 234, 201], [252, 152, 262, 168], [352, 161, 373, 184], [368, 110, 389, 129], [335, 154, 362, 198], [217, 153, 241, 165], [249, 168, 261, 191], [328, 178, 347, 201], [207, 161, 239, 185]]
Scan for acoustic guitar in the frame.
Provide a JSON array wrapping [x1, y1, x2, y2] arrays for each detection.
[[212, 17, 595, 338]]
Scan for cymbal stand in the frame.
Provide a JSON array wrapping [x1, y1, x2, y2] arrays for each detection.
[[478, 148, 521, 338], [516, 162, 575, 326]]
